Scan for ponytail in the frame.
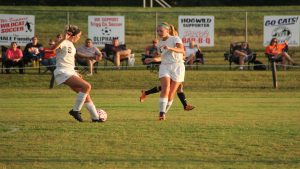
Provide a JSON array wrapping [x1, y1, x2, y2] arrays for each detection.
[[158, 22, 178, 36], [65, 25, 81, 36]]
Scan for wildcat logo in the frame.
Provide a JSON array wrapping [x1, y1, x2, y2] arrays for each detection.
[[272, 26, 292, 42]]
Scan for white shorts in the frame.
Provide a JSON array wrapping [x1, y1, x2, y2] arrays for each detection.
[[159, 63, 185, 82], [54, 69, 78, 85]]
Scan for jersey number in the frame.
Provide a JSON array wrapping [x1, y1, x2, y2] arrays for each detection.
[[67, 47, 72, 53]]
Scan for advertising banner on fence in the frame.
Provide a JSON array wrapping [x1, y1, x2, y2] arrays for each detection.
[[178, 16, 214, 47], [264, 16, 299, 46], [88, 16, 125, 47], [0, 14, 35, 46]]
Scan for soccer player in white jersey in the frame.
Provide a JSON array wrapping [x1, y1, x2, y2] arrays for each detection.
[[52, 25, 101, 122], [140, 24, 195, 112], [157, 22, 185, 120]]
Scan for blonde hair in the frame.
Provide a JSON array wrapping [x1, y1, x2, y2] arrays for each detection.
[[158, 22, 178, 36], [169, 24, 178, 36]]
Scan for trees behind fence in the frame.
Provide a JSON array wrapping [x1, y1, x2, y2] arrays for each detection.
[[0, 0, 300, 6]]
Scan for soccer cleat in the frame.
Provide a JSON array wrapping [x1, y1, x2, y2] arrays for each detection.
[[159, 112, 166, 121], [69, 110, 83, 122], [184, 105, 195, 111], [91, 119, 104, 123], [139, 90, 147, 102]]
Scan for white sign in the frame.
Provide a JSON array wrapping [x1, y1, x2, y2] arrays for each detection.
[[88, 16, 125, 47], [0, 14, 35, 46], [264, 16, 299, 46], [178, 16, 214, 47]]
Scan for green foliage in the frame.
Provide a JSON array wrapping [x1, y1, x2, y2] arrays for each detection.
[[0, 6, 300, 57]]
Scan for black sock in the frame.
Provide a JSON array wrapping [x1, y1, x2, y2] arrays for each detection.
[[177, 92, 187, 108], [145, 86, 161, 95]]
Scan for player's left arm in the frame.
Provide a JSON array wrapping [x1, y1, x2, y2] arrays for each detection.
[[163, 43, 185, 54]]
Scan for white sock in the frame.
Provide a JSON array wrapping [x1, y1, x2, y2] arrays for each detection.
[[165, 100, 173, 113], [239, 66, 243, 70], [159, 97, 168, 113], [72, 92, 87, 111], [85, 102, 99, 120]]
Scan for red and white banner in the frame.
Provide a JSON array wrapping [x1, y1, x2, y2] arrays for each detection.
[[0, 14, 35, 46], [88, 16, 125, 47], [178, 16, 214, 47]]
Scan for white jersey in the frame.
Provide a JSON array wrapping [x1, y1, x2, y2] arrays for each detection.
[[55, 40, 76, 71], [158, 36, 184, 64], [185, 46, 198, 58]]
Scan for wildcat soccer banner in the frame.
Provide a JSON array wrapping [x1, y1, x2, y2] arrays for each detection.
[[178, 16, 214, 47], [0, 14, 35, 46], [264, 16, 299, 46], [88, 16, 125, 46]]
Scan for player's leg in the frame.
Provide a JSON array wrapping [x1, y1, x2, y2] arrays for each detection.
[[159, 77, 170, 120], [64, 75, 91, 122], [66, 77, 100, 122], [84, 95, 100, 122], [176, 84, 195, 111], [140, 86, 162, 102], [165, 80, 181, 113], [68, 88, 100, 122]]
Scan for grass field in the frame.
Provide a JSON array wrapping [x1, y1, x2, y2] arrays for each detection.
[[0, 70, 299, 169]]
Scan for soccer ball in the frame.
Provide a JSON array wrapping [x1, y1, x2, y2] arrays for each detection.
[[97, 109, 107, 122], [101, 27, 111, 36]]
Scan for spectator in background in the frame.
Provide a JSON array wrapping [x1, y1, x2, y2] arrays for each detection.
[[185, 40, 202, 65], [76, 38, 102, 76], [142, 39, 160, 65], [265, 38, 297, 70], [55, 34, 63, 43], [41, 39, 56, 72], [23, 36, 44, 66], [107, 37, 132, 68], [4, 42, 24, 74], [233, 42, 253, 70]]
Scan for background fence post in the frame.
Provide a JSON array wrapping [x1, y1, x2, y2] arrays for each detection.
[[155, 12, 158, 38], [245, 11, 248, 42], [67, 11, 69, 25], [271, 59, 278, 88]]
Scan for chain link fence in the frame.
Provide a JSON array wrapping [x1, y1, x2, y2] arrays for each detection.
[[1, 9, 300, 65]]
